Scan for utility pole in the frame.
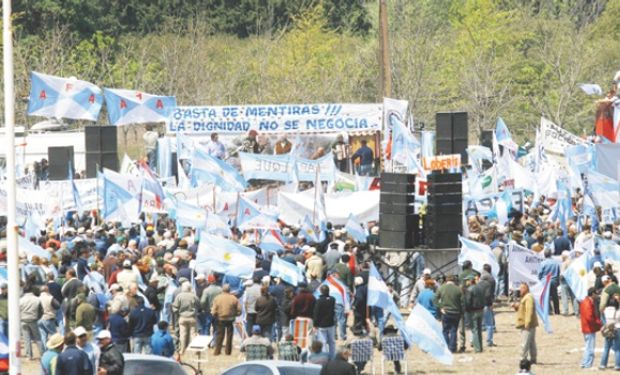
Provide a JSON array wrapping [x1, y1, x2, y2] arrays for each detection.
[[3, 0, 21, 374], [379, 0, 392, 99]]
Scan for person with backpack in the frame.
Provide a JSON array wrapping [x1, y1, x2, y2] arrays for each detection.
[[580, 287, 602, 369]]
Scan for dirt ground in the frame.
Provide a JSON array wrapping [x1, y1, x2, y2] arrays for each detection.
[[20, 301, 598, 374]]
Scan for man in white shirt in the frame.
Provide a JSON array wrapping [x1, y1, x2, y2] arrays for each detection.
[[206, 133, 226, 159], [143, 124, 159, 169]]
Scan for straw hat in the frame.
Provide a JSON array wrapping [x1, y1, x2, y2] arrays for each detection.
[[46, 333, 64, 350]]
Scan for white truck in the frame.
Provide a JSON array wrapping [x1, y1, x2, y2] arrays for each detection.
[[0, 120, 86, 173]]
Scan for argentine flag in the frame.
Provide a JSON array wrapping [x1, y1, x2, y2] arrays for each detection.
[[458, 236, 500, 278], [270, 256, 304, 286], [196, 233, 256, 279], [345, 213, 367, 243], [172, 200, 207, 230], [190, 149, 247, 191], [27, 71, 103, 121], [368, 263, 412, 345], [562, 251, 591, 301], [204, 213, 232, 238], [103, 88, 176, 126], [406, 304, 453, 365]]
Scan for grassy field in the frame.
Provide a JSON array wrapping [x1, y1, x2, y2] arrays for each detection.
[[21, 301, 594, 374]]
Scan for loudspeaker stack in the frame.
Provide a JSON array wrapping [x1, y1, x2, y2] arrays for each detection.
[[379, 172, 420, 249], [85, 126, 118, 178], [436, 112, 468, 164], [48, 146, 75, 180], [425, 172, 462, 249]]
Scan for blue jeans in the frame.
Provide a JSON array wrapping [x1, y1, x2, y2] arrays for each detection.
[[335, 304, 346, 340], [582, 333, 596, 368], [358, 164, 372, 176], [442, 313, 460, 353], [38, 319, 57, 351], [483, 306, 495, 345], [600, 331, 620, 369], [316, 326, 336, 359], [132, 336, 152, 354], [560, 283, 579, 316], [198, 312, 209, 335], [371, 307, 385, 337]]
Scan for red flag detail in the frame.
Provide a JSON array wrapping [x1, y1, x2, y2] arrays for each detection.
[[156, 99, 164, 109], [120, 99, 127, 109], [39, 90, 47, 100]]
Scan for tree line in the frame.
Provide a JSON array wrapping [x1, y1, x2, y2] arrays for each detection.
[[5, 0, 620, 143]]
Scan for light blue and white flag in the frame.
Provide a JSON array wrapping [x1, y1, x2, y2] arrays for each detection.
[[205, 213, 232, 238], [562, 251, 591, 301], [495, 117, 516, 151], [103, 88, 176, 126], [600, 239, 620, 262], [531, 273, 553, 333], [391, 115, 420, 171], [421, 131, 435, 159], [300, 214, 320, 244], [172, 199, 206, 230], [196, 233, 256, 279], [345, 213, 367, 243], [270, 256, 304, 286], [458, 236, 500, 278], [18, 236, 51, 260], [578, 83, 603, 96], [27, 71, 103, 121], [368, 263, 412, 345], [190, 149, 247, 191], [102, 172, 134, 219], [406, 304, 453, 365]]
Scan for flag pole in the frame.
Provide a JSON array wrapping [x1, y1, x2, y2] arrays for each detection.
[[3, 0, 21, 373]]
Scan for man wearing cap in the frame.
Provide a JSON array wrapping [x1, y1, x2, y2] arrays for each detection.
[[409, 268, 432, 308], [305, 247, 324, 281], [200, 275, 222, 337], [116, 260, 139, 291], [240, 325, 273, 358], [41, 332, 64, 375], [55, 331, 93, 375], [600, 275, 620, 312], [96, 329, 124, 375], [538, 248, 561, 315], [75, 326, 100, 375]]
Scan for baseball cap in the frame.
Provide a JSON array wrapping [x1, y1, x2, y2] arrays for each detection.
[[252, 325, 261, 334], [74, 326, 87, 337], [96, 330, 112, 340], [593, 261, 603, 269], [423, 268, 431, 275], [123, 259, 132, 268], [602, 275, 611, 283]]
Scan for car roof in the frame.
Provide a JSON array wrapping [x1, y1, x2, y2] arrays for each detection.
[[243, 361, 321, 369], [123, 353, 179, 363]]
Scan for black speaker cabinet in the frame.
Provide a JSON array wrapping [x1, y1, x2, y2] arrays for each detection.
[[48, 146, 74, 180], [435, 112, 468, 164], [85, 126, 118, 177]]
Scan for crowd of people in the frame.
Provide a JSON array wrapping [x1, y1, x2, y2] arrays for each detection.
[[4, 192, 615, 375]]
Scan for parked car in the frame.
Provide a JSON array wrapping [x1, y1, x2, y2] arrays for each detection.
[[123, 353, 200, 375], [222, 361, 321, 375]]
